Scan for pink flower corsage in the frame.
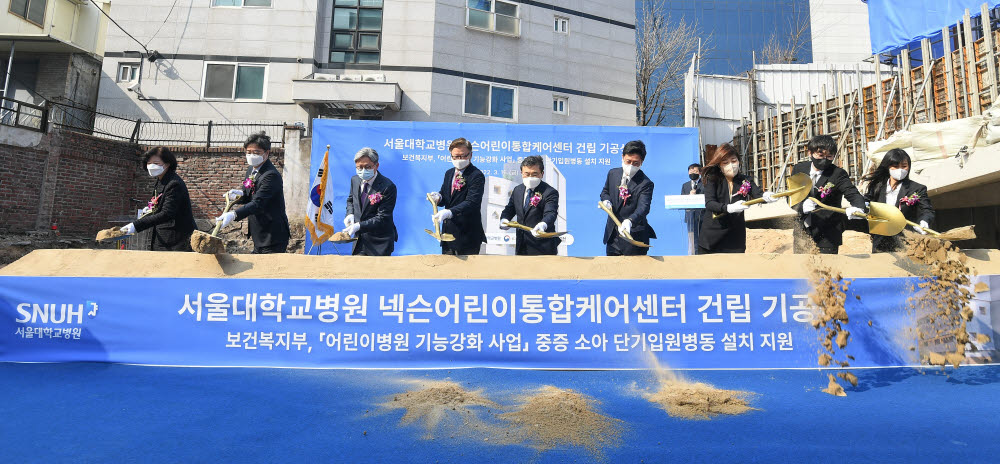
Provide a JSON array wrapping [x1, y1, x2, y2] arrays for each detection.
[[242, 177, 255, 190], [817, 182, 835, 199], [899, 193, 920, 206], [529, 192, 542, 207], [619, 186, 631, 202], [452, 172, 465, 191], [368, 192, 383, 205], [736, 180, 752, 197], [147, 194, 162, 210]]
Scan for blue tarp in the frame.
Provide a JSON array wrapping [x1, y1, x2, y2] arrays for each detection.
[[867, 0, 1000, 53]]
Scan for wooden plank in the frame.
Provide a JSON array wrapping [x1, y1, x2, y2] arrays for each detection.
[[821, 84, 829, 135], [964, 9, 982, 115], [921, 38, 935, 123], [982, 4, 998, 103], [875, 55, 885, 125], [943, 25, 959, 119], [900, 48, 912, 122]]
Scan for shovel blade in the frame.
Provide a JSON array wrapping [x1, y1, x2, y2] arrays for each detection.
[[783, 173, 813, 206], [424, 229, 456, 242], [867, 202, 907, 236]]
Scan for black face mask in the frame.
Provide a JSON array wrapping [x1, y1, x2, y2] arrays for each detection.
[[812, 157, 832, 171], [688, 173, 699, 181]]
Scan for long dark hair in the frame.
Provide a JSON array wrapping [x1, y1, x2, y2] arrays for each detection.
[[863, 148, 911, 197], [702, 143, 740, 184]]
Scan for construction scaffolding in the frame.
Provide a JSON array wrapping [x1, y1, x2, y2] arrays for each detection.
[[733, 3, 1000, 190]]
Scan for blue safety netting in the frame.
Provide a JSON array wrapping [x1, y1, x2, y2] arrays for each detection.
[[867, 0, 1000, 53]]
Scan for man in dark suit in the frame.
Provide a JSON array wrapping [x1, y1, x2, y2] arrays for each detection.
[[428, 137, 487, 255], [599, 140, 656, 256], [681, 163, 703, 255], [216, 132, 291, 254], [791, 135, 866, 254], [499, 155, 560, 256], [344, 147, 397, 256]]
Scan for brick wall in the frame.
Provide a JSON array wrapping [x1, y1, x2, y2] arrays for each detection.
[[0, 128, 284, 235]]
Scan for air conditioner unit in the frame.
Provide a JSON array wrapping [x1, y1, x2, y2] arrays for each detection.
[[339, 74, 362, 82], [362, 74, 386, 82]]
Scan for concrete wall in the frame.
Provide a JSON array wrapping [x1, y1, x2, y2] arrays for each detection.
[[809, 0, 872, 63]]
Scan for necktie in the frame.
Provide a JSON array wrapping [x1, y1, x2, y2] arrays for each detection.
[[524, 188, 533, 209], [361, 182, 370, 205], [621, 176, 630, 188]]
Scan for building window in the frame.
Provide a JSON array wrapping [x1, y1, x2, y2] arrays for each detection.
[[466, 0, 520, 36], [9, 0, 46, 26], [981, 306, 988, 316], [211, 0, 272, 7], [330, 0, 383, 64], [553, 96, 567, 115], [554, 16, 568, 34], [202, 62, 267, 100], [117, 63, 140, 83], [464, 79, 516, 120]]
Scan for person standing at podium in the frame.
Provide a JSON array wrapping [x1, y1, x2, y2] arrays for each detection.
[[681, 163, 703, 255]]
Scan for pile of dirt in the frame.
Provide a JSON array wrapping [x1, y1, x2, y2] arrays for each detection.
[[500, 386, 622, 454], [95, 227, 126, 242], [645, 380, 756, 419], [808, 264, 857, 396], [904, 235, 987, 367], [746, 229, 872, 254], [382, 380, 500, 438]]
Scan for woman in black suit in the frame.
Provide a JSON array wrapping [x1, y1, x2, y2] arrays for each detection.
[[863, 148, 935, 252], [120, 147, 197, 251], [698, 143, 778, 254]]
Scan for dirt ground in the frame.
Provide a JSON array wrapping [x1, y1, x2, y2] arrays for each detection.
[[746, 229, 872, 254]]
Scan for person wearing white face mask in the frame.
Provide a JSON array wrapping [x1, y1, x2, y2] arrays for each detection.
[[862, 148, 935, 252], [215, 132, 290, 253], [427, 137, 487, 255], [499, 156, 560, 255], [791, 135, 867, 254], [697, 143, 778, 254], [121, 147, 196, 251], [599, 140, 656, 255], [344, 147, 398, 256]]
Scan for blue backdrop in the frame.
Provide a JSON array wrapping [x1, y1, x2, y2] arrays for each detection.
[[0, 275, 923, 369], [867, 0, 1000, 53], [306, 120, 699, 256]]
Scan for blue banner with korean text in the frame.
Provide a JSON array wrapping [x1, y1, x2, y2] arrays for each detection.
[[0, 276, 927, 369], [307, 120, 699, 256]]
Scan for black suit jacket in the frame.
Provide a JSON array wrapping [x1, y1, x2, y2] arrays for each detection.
[[866, 178, 935, 252], [346, 173, 398, 256], [698, 174, 762, 252], [792, 160, 866, 248], [599, 167, 656, 245], [133, 171, 196, 251], [500, 181, 560, 255], [234, 159, 291, 248], [681, 179, 704, 225], [436, 164, 487, 251]]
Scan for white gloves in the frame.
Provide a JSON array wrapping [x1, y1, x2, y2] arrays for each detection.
[[120, 223, 136, 235], [618, 219, 632, 237], [802, 199, 817, 213], [600, 200, 613, 210], [216, 211, 236, 228], [531, 222, 548, 237], [344, 214, 356, 228], [845, 206, 865, 220], [428, 192, 442, 204], [762, 191, 778, 203], [432, 209, 453, 223], [500, 218, 511, 231], [139, 206, 152, 217], [346, 222, 361, 237], [726, 201, 749, 214], [914, 220, 929, 235], [226, 189, 243, 202]]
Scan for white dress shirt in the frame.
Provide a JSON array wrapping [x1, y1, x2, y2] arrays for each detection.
[[884, 179, 901, 207]]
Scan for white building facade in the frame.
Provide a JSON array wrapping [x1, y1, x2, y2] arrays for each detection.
[[97, 0, 637, 127], [809, 0, 872, 64]]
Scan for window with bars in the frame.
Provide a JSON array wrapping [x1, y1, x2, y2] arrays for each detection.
[[9, 0, 46, 26], [331, 0, 383, 64]]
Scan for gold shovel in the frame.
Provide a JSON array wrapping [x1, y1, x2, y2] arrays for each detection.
[[714, 173, 812, 219], [809, 197, 906, 236], [906, 222, 976, 241], [506, 221, 569, 239], [191, 197, 235, 254], [424, 193, 456, 242], [96, 208, 156, 243], [598, 201, 651, 248]]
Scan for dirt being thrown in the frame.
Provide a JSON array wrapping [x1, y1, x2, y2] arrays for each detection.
[[95, 227, 126, 242], [500, 386, 622, 454], [383, 380, 499, 438], [808, 263, 856, 395]]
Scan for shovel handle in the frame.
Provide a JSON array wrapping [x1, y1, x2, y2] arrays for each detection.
[[806, 197, 864, 218], [598, 201, 649, 247], [211, 197, 236, 237], [427, 193, 443, 239], [712, 186, 807, 219], [905, 219, 941, 236]]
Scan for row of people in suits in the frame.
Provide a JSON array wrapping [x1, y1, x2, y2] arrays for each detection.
[[342, 138, 658, 256], [695, 135, 934, 254], [120, 132, 291, 254]]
